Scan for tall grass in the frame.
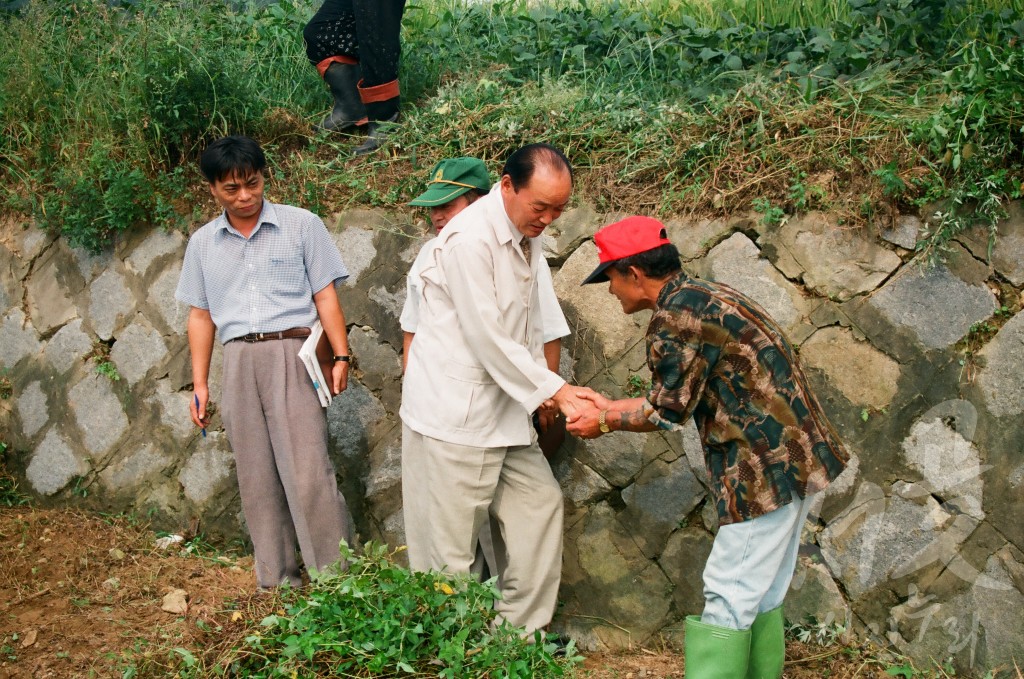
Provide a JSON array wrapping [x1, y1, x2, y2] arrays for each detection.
[[0, 0, 1021, 254]]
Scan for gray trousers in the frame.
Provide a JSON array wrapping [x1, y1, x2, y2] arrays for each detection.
[[401, 424, 564, 634], [222, 338, 352, 588], [701, 495, 814, 629]]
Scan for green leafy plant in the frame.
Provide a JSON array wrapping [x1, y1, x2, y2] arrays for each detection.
[[625, 374, 651, 398], [95, 361, 121, 382], [0, 375, 11, 400], [89, 340, 121, 382], [138, 30, 260, 164], [787, 171, 828, 212], [163, 541, 581, 677], [38, 142, 157, 254], [71, 476, 90, 498], [752, 197, 787, 226], [874, 161, 907, 198], [786, 617, 846, 646], [913, 37, 1024, 260]]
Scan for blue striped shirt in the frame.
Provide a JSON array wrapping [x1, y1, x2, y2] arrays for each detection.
[[175, 201, 348, 343]]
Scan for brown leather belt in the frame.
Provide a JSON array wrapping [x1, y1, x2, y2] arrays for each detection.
[[230, 327, 312, 343]]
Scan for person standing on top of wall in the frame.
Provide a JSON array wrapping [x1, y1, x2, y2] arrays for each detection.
[[303, 0, 405, 155], [567, 216, 849, 679]]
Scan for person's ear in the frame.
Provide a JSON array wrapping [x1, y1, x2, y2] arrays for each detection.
[[628, 265, 644, 283]]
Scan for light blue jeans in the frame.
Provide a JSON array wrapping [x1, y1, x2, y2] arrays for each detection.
[[700, 494, 814, 630]]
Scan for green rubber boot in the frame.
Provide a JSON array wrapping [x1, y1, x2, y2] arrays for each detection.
[[746, 607, 785, 679], [684, 615, 751, 678]]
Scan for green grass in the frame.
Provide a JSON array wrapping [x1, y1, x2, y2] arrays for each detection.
[[0, 0, 1021, 258]]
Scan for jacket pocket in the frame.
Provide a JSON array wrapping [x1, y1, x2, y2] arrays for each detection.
[[443, 360, 495, 385]]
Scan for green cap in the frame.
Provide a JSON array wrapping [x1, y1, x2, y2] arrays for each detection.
[[408, 157, 491, 207]]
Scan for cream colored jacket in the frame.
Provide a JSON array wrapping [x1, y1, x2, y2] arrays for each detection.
[[400, 188, 566, 447]]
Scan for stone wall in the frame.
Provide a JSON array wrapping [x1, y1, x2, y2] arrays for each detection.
[[1, 203, 1022, 675]]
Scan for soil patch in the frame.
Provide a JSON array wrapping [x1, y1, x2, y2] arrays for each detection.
[[2, 507, 895, 678]]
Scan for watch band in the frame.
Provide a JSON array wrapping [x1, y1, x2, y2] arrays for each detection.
[[333, 355, 350, 362], [598, 409, 610, 433]]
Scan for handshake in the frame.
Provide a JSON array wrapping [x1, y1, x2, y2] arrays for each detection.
[[539, 383, 615, 440]]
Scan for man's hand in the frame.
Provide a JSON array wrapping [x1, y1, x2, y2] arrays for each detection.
[[331, 361, 349, 395], [190, 386, 209, 429], [576, 388, 612, 411], [536, 400, 558, 432], [549, 383, 600, 419], [565, 387, 613, 438], [566, 403, 605, 439]]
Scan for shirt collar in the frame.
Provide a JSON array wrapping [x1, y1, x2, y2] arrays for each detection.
[[214, 200, 279, 237], [657, 271, 690, 307], [486, 185, 519, 246]]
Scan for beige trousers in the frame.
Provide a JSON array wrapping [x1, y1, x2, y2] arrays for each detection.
[[401, 424, 564, 634], [222, 338, 353, 588]]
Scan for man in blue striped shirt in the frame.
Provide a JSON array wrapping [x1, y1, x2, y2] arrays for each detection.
[[175, 136, 354, 589]]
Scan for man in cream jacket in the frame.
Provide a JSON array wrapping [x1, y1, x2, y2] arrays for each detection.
[[400, 143, 585, 635]]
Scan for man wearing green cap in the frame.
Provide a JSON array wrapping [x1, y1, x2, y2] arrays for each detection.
[[400, 156, 571, 581], [566, 216, 849, 679], [400, 157, 492, 368]]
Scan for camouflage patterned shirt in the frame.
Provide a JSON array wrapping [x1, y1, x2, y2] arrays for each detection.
[[644, 272, 848, 525]]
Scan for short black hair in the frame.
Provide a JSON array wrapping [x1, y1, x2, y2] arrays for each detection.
[[199, 135, 267, 184], [611, 244, 682, 279], [501, 143, 573, 191]]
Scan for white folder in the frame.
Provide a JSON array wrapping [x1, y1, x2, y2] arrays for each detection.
[[299, 320, 332, 407]]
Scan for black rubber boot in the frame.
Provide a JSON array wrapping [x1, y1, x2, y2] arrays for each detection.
[[353, 106, 399, 156], [320, 63, 366, 132]]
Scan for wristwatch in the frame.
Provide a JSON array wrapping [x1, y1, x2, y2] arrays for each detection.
[[332, 355, 350, 362], [598, 410, 611, 434]]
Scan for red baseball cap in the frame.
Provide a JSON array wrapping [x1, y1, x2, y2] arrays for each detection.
[[581, 216, 672, 284]]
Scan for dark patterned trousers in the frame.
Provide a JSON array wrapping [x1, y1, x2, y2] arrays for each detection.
[[303, 0, 406, 119]]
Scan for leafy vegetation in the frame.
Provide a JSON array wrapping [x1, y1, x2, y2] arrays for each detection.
[[0, 0, 1021, 259], [126, 541, 580, 677], [624, 373, 651, 398], [89, 340, 121, 381], [786, 617, 847, 647]]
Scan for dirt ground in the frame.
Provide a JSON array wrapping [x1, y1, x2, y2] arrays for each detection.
[[0, 507, 899, 678]]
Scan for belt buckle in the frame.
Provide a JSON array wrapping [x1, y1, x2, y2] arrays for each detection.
[[256, 332, 266, 341]]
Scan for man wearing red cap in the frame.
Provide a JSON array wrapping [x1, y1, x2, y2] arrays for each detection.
[[567, 216, 849, 679]]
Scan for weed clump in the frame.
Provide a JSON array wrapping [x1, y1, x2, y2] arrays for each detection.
[[167, 542, 580, 678]]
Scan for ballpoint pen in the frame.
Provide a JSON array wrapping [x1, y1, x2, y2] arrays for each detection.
[[195, 394, 207, 438]]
